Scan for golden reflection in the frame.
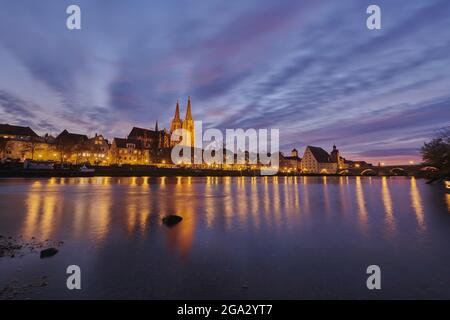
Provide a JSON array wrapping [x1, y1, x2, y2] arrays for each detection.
[[168, 178, 196, 258], [293, 176, 300, 209], [283, 177, 290, 209], [410, 177, 426, 232], [139, 197, 150, 232], [23, 181, 60, 239], [205, 175, 215, 228], [355, 177, 368, 234], [381, 177, 396, 235], [40, 193, 57, 240], [236, 175, 249, 228], [17, 176, 443, 260], [22, 183, 42, 239], [89, 191, 112, 241], [224, 176, 233, 230], [127, 202, 138, 233]]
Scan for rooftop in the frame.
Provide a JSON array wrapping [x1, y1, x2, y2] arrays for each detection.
[[0, 124, 38, 137], [307, 146, 332, 163]]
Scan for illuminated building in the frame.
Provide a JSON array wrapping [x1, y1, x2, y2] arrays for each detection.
[[279, 148, 301, 172], [301, 146, 338, 174], [110, 138, 150, 165], [75, 134, 110, 165]]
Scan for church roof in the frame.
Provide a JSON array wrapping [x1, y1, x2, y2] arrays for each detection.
[[307, 146, 332, 163], [128, 127, 162, 139]]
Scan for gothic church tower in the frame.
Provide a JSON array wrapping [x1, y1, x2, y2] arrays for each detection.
[[169, 97, 195, 147], [181, 96, 195, 147]]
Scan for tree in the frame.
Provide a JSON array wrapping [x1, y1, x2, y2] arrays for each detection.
[[22, 140, 37, 160], [421, 127, 450, 176]]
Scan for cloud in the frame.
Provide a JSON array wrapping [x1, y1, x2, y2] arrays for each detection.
[[0, 90, 37, 119], [355, 148, 419, 158], [0, 0, 449, 164]]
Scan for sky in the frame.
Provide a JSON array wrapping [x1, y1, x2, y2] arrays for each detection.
[[0, 0, 449, 165]]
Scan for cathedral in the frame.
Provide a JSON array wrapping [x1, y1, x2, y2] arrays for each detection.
[[170, 97, 195, 147]]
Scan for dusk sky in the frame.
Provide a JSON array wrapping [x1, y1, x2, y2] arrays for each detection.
[[1, 0, 450, 164]]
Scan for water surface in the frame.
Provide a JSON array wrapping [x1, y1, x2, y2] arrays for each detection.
[[0, 176, 449, 299]]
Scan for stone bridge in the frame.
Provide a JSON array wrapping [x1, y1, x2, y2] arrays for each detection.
[[338, 165, 438, 176]]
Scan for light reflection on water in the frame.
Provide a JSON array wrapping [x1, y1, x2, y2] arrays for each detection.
[[381, 176, 396, 236], [10, 177, 449, 244], [355, 176, 368, 234], [1, 176, 450, 299], [13, 176, 448, 248], [410, 177, 426, 232]]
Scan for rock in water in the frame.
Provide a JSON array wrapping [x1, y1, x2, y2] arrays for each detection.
[[162, 215, 183, 227], [40, 248, 58, 259]]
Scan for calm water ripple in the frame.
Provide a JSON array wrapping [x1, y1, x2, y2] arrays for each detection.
[[0, 176, 449, 299]]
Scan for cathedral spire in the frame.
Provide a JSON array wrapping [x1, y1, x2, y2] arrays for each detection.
[[170, 99, 183, 136], [174, 100, 180, 120], [185, 96, 192, 120], [155, 120, 158, 132]]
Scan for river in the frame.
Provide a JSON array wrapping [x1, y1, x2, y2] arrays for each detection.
[[0, 176, 449, 299]]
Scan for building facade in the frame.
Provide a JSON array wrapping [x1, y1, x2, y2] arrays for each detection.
[[0, 124, 58, 162], [55, 129, 89, 164], [74, 134, 110, 165], [279, 148, 301, 172], [109, 138, 150, 165], [1, 139, 59, 162], [301, 146, 338, 174]]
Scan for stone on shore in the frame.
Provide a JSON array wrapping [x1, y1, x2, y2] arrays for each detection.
[[162, 215, 183, 227], [40, 248, 58, 259]]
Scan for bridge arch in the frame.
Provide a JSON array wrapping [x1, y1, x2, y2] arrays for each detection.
[[338, 169, 350, 175], [390, 167, 406, 175], [420, 166, 438, 172], [360, 168, 376, 176]]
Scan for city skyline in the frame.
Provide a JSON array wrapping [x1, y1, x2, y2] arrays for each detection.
[[1, 1, 450, 165]]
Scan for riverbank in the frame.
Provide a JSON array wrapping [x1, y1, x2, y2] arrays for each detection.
[[0, 166, 427, 178]]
